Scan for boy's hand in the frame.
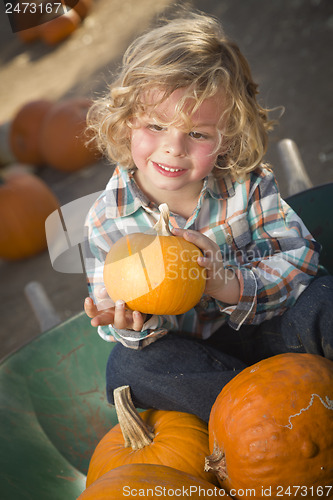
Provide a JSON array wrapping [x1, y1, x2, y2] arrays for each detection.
[[172, 228, 240, 305], [84, 286, 145, 331]]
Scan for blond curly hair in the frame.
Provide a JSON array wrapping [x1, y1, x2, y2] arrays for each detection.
[[87, 11, 275, 178]]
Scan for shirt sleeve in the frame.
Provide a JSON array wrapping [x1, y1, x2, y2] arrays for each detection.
[[97, 314, 178, 349], [83, 194, 179, 349], [215, 169, 320, 329]]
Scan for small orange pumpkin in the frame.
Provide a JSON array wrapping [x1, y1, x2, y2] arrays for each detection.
[[9, 99, 53, 165], [103, 204, 206, 315], [206, 353, 333, 499], [80, 464, 223, 499], [39, 98, 99, 171], [0, 172, 60, 260], [86, 385, 218, 487]]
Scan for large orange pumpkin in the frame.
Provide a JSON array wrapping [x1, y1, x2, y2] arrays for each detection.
[[86, 385, 218, 487], [39, 98, 100, 171], [0, 172, 60, 260], [80, 464, 224, 499], [103, 204, 206, 315], [9, 99, 53, 164], [206, 353, 333, 499]]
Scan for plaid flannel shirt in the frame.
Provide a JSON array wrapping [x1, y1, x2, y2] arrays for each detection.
[[83, 164, 320, 349]]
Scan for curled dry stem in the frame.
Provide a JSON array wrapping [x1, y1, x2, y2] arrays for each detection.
[[113, 385, 155, 450], [204, 440, 228, 481], [153, 203, 172, 236]]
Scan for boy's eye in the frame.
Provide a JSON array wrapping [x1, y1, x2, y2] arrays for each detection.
[[148, 124, 165, 132], [189, 131, 207, 139]]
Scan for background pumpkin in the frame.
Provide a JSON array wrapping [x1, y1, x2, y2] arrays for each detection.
[[9, 99, 53, 165], [13, 2, 44, 42], [0, 172, 60, 260], [64, 0, 93, 20], [39, 98, 100, 172], [206, 353, 333, 499], [17, 24, 41, 43], [86, 385, 218, 487], [103, 203, 206, 315], [38, 9, 81, 46], [81, 464, 223, 499], [16, 0, 93, 45]]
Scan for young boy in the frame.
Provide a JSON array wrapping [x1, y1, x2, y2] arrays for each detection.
[[83, 11, 333, 422]]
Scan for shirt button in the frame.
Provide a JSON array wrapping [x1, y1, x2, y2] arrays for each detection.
[[226, 234, 233, 245]]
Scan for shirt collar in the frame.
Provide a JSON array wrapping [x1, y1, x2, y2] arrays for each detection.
[[204, 171, 235, 200], [105, 166, 235, 219]]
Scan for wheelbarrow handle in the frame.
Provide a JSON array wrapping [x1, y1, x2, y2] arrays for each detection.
[[277, 139, 313, 196], [24, 281, 61, 332]]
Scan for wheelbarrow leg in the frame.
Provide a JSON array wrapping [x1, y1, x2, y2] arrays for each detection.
[[277, 138, 313, 196], [24, 281, 61, 332]]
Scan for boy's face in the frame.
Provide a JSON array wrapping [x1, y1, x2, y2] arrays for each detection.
[[130, 88, 225, 197]]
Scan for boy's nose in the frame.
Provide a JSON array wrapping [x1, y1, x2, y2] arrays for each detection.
[[163, 130, 187, 157]]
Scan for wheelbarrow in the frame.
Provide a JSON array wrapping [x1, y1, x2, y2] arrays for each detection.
[[0, 140, 332, 499]]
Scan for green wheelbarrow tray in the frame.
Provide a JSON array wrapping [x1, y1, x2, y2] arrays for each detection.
[[0, 313, 117, 499], [0, 181, 332, 500], [285, 181, 333, 276]]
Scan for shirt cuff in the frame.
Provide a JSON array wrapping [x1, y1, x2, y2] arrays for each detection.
[[97, 314, 168, 348], [215, 266, 257, 330]]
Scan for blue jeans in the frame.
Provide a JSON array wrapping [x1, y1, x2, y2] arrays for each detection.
[[106, 276, 333, 422]]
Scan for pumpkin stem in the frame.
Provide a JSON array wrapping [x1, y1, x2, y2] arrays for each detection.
[[113, 385, 155, 450], [153, 203, 173, 236], [204, 440, 228, 481]]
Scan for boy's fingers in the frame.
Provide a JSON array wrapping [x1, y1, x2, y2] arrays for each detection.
[[84, 297, 96, 317], [113, 300, 127, 329], [91, 309, 116, 327], [173, 227, 219, 255], [132, 311, 143, 331], [197, 255, 214, 268], [96, 298, 115, 310]]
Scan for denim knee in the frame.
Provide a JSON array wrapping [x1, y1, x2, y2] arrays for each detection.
[[105, 342, 160, 406], [104, 335, 246, 421], [281, 275, 333, 359], [105, 343, 134, 404]]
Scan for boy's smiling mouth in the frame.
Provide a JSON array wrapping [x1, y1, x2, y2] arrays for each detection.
[[152, 161, 187, 176]]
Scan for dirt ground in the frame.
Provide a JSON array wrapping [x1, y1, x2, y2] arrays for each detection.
[[0, 0, 332, 359]]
